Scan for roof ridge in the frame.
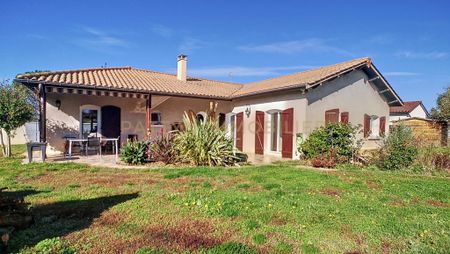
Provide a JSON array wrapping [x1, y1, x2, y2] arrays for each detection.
[[243, 57, 370, 86], [17, 66, 133, 78], [130, 67, 243, 86]]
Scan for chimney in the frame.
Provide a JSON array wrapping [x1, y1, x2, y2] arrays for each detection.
[[177, 54, 187, 81]]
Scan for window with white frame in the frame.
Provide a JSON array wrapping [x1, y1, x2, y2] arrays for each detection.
[[151, 112, 162, 125], [269, 110, 282, 152], [226, 113, 236, 147], [370, 115, 380, 138], [80, 105, 101, 138]]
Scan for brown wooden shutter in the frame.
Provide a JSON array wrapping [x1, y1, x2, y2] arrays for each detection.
[[379, 116, 386, 137], [325, 109, 339, 124], [341, 112, 349, 124], [236, 112, 244, 151], [255, 111, 264, 155], [364, 114, 371, 138], [281, 108, 294, 158]]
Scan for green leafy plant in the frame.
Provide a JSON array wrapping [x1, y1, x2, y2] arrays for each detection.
[[120, 141, 150, 165], [300, 123, 361, 162], [149, 134, 179, 164], [376, 124, 418, 170], [174, 112, 236, 166]]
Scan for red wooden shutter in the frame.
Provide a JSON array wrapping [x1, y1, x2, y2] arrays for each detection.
[[281, 108, 294, 158], [236, 112, 244, 151], [364, 114, 371, 138], [341, 112, 349, 124], [379, 116, 386, 137], [255, 111, 264, 155], [325, 109, 339, 124]]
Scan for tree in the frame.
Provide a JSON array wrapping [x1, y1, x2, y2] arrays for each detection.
[[431, 85, 450, 121], [0, 81, 35, 157]]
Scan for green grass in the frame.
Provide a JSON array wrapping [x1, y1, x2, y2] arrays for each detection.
[[1, 145, 449, 253]]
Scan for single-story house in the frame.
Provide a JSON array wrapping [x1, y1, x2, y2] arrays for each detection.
[[389, 100, 429, 123], [14, 56, 402, 159]]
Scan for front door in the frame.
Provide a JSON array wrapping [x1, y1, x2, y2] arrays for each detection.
[[255, 111, 264, 154], [101, 106, 121, 138]]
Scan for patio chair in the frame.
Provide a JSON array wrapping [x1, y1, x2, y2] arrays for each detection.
[[85, 137, 101, 156]]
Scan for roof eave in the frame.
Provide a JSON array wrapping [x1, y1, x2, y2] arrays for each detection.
[[14, 79, 233, 101]]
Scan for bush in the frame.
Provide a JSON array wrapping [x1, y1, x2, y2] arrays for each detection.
[[300, 123, 360, 161], [19, 237, 75, 254], [376, 124, 418, 170], [174, 113, 236, 166], [416, 145, 450, 171], [149, 134, 179, 164], [311, 150, 337, 168], [207, 242, 258, 254], [120, 141, 150, 165]]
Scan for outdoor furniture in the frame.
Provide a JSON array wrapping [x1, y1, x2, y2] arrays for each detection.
[[26, 142, 47, 163], [67, 138, 87, 159], [100, 137, 120, 161], [85, 137, 101, 156]]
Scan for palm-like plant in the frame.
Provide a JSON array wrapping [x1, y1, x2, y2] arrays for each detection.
[[174, 112, 236, 166]]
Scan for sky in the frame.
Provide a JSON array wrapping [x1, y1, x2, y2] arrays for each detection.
[[1, 0, 449, 110]]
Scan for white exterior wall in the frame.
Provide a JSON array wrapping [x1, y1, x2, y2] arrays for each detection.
[[231, 92, 307, 159], [305, 70, 389, 150]]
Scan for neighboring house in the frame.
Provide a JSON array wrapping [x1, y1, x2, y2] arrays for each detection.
[[14, 56, 402, 159], [389, 101, 429, 122], [1, 122, 39, 145]]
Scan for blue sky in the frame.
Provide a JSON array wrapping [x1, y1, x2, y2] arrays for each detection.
[[1, 0, 449, 110]]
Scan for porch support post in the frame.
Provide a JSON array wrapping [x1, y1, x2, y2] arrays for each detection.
[[38, 83, 47, 143], [145, 94, 152, 139]]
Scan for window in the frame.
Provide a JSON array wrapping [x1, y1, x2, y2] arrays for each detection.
[[364, 114, 385, 139], [270, 111, 282, 152], [370, 116, 380, 138], [80, 105, 101, 138], [151, 112, 162, 125], [218, 113, 226, 127], [226, 113, 236, 147], [196, 111, 207, 122]]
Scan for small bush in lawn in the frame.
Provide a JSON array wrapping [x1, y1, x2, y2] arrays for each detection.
[[300, 123, 361, 162], [149, 134, 179, 164], [120, 141, 150, 165], [19, 237, 75, 254], [376, 124, 418, 170], [174, 112, 236, 166], [207, 242, 258, 254], [311, 152, 337, 168]]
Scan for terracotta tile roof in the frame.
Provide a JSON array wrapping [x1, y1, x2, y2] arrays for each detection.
[[232, 57, 371, 97], [16, 67, 242, 99], [15, 57, 390, 100], [390, 101, 422, 114]]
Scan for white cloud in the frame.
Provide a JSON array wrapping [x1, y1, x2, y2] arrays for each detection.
[[150, 24, 174, 38], [74, 27, 129, 52], [178, 37, 206, 53], [237, 38, 353, 56], [396, 51, 449, 60], [384, 71, 420, 77], [188, 65, 316, 78]]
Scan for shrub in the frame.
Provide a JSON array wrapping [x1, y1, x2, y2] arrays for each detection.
[[120, 141, 150, 165], [174, 113, 236, 166], [207, 242, 258, 254], [415, 145, 450, 171], [19, 237, 75, 254], [150, 134, 179, 164], [311, 150, 337, 168], [376, 124, 418, 170], [300, 123, 361, 161]]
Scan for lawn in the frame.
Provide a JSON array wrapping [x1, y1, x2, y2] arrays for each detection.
[[1, 145, 449, 253]]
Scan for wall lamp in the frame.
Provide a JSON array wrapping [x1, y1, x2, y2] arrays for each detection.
[[55, 99, 61, 110], [245, 105, 251, 118]]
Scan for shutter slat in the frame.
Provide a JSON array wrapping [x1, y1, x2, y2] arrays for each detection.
[[380, 116, 386, 137], [364, 114, 371, 138]]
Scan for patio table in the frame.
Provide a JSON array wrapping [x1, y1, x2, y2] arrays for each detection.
[[67, 138, 87, 159], [67, 137, 120, 161]]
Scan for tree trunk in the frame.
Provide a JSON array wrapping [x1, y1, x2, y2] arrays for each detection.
[[6, 133, 11, 158], [0, 129, 5, 157]]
